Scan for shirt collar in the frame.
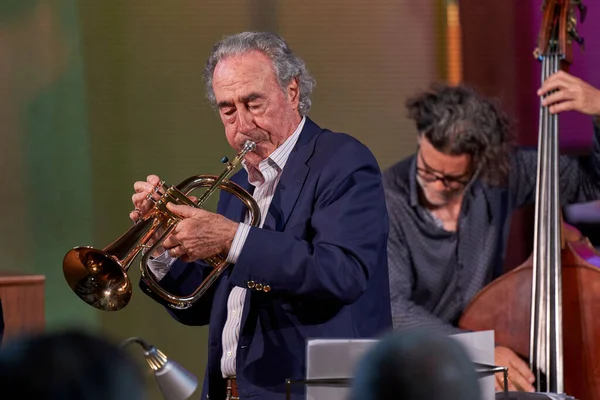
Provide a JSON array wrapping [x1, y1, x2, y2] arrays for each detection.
[[244, 116, 306, 186], [264, 116, 305, 171], [409, 155, 419, 207]]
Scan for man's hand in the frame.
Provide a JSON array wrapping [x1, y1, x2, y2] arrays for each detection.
[[131, 174, 162, 222], [161, 203, 239, 262], [130, 174, 197, 258], [494, 346, 535, 393], [538, 70, 600, 116]]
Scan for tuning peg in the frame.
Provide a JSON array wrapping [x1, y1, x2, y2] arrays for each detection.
[[573, 0, 587, 22], [579, 4, 587, 23], [569, 29, 585, 50]]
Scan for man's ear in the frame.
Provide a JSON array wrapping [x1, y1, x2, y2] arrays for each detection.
[[287, 78, 300, 108]]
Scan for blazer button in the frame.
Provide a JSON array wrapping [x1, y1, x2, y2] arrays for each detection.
[[255, 283, 263, 291], [263, 285, 271, 293], [247, 280, 255, 289]]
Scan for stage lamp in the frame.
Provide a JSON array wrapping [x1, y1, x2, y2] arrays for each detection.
[[121, 337, 198, 400]]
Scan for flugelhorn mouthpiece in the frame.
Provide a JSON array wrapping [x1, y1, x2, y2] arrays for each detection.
[[243, 140, 256, 152]]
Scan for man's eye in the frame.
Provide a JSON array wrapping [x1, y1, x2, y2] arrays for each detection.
[[223, 109, 235, 116], [446, 175, 465, 182]]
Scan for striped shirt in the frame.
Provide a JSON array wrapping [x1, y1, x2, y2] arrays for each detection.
[[220, 116, 304, 377], [147, 116, 305, 377]]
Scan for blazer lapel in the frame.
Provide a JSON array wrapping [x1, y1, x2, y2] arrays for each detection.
[[237, 119, 322, 342], [262, 117, 320, 231]]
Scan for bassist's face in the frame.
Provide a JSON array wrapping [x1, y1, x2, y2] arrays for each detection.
[[416, 137, 473, 207]]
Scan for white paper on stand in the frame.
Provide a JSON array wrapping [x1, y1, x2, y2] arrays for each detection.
[[305, 338, 377, 400], [303, 330, 496, 400], [450, 330, 495, 400]]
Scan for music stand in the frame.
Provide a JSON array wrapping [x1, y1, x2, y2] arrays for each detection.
[[473, 362, 509, 399], [285, 378, 350, 400], [285, 361, 509, 400]]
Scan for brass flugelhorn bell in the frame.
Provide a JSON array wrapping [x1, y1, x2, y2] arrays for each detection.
[[63, 140, 261, 311]]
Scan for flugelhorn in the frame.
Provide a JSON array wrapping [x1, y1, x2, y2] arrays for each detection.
[[63, 140, 261, 311]]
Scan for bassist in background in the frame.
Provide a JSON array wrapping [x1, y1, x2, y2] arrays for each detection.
[[384, 71, 600, 392]]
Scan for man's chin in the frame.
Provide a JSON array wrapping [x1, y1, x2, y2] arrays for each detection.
[[424, 193, 450, 207]]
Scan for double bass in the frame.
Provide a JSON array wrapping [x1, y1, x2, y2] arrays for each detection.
[[459, 0, 600, 399]]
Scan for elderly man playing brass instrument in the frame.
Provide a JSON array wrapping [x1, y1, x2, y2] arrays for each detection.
[[130, 32, 392, 400]]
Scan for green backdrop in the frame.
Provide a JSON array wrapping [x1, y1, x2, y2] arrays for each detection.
[[0, 1, 446, 398]]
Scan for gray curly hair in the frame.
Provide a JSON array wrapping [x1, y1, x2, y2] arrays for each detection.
[[406, 83, 515, 186], [203, 32, 315, 116]]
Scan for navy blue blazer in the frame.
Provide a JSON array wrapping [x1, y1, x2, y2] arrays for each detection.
[[141, 118, 392, 399]]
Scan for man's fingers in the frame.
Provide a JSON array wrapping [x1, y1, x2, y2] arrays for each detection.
[[495, 374, 503, 391], [541, 89, 573, 105], [495, 372, 519, 392], [131, 193, 155, 216], [508, 355, 536, 392], [147, 174, 161, 186], [509, 371, 535, 392], [538, 80, 565, 96], [542, 71, 578, 87], [549, 101, 577, 114], [169, 246, 181, 258], [132, 192, 148, 205], [510, 356, 535, 383], [133, 180, 158, 193], [167, 203, 202, 218], [129, 211, 139, 222], [179, 254, 193, 263], [162, 234, 179, 250], [538, 70, 581, 96], [538, 75, 571, 95]]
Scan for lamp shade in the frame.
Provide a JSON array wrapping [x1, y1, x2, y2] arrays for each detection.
[[154, 358, 199, 400], [121, 337, 198, 400]]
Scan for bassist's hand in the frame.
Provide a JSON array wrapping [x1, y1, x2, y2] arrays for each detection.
[[538, 70, 600, 116], [494, 346, 535, 392]]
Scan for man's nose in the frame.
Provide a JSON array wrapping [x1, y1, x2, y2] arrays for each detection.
[[237, 110, 256, 133], [431, 179, 447, 192]]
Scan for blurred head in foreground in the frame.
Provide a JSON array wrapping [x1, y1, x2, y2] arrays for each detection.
[[350, 329, 481, 400], [0, 329, 146, 400]]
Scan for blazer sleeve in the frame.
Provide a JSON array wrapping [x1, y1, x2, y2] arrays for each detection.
[[139, 259, 217, 326], [137, 189, 243, 325], [228, 140, 389, 305]]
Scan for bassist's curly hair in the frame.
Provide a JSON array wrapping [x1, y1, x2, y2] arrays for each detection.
[[406, 83, 516, 186]]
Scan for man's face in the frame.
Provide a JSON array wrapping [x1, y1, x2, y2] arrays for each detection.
[[212, 51, 301, 168], [416, 137, 473, 207]]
